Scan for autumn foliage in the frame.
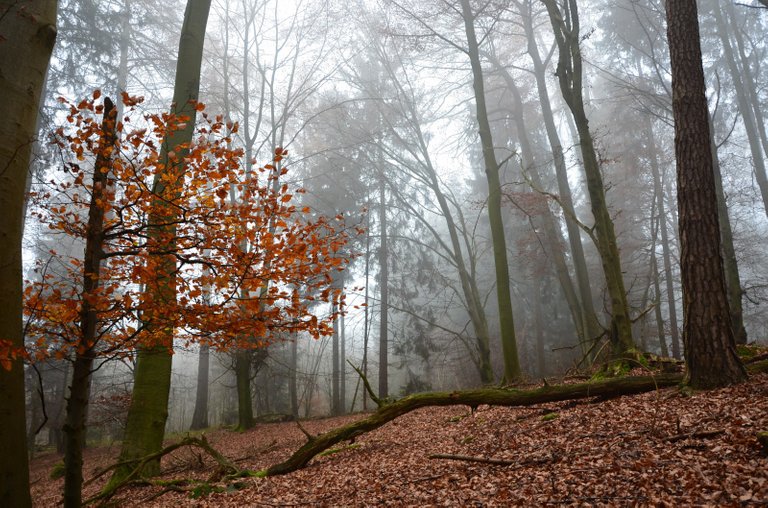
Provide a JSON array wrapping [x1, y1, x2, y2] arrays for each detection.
[[15, 92, 357, 366]]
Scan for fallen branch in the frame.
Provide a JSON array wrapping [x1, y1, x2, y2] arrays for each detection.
[[261, 359, 768, 477], [85, 435, 244, 505], [663, 429, 725, 443], [428, 453, 554, 468], [262, 372, 683, 476]]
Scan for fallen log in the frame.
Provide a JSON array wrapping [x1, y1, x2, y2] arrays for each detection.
[[263, 372, 683, 476], [263, 359, 768, 477]]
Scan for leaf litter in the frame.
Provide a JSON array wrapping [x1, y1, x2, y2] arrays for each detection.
[[30, 373, 768, 506]]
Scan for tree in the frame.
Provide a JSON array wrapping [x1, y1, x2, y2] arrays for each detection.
[[24, 94, 352, 502], [0, 1, 57, 505], [459, 0, 521, 382], [541, 0, 637, 361], [664, 0, 746, 389], [111, 0, 212, 484]]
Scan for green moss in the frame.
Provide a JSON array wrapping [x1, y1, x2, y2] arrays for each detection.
[[541, 412, 559, 422], [317, 443, 361, 457], [50, 461, 66, 480], [460, 435, 475, 445], [189, 483, 225, 499], [250, 469, 269, 478], [737, 344, 758, 359]]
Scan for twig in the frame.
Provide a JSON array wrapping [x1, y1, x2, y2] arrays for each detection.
[[663, 429, 725, 443], [347, 360, 384, 407]]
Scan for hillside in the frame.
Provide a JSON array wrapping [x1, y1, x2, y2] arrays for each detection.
[[31, 373, 768, 506]]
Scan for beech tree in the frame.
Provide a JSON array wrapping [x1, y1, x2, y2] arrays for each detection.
[[0, 1, 57, 506], [111, 0, 212, 484], [24, 94, 352, 503], [665, 0, 746, 388]]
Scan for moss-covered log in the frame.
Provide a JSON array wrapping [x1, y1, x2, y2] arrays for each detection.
[[265, 360, 768, 477], [265, 373, 683, 476]]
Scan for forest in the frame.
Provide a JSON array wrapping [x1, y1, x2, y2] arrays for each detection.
[[1, 0, 767, 505]]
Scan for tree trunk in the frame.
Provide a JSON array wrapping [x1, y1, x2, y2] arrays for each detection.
[[541, 0, 635, 359], [711, 0, 768, 218], [709, 115, 748, 345], [460, 0, 521, 381], [522, 1, 602, 354], [332, 300, 341, 415], [378, 175, 389, 398], [645, 116, 681, 359], [189, 344, 210, 430], [0, 2, 57, 505], [111, 0, 212, 486], [264, 371, 696, 477], [62, 98, 117, 508], [665, 0, 746, 389], [290, 336, 299, 418], [235, 351, 254, 430]]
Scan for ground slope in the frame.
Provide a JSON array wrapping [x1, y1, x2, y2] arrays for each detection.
[[31, 373, 768, 506]]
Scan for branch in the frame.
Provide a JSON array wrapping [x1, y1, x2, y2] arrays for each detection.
[[347, 360, 384, 408]]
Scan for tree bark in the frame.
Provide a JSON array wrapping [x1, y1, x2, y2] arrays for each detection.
[[711, 0, 768, 218], [111, 0, 212, 486], [378, 174, 389, 398], [665, 0, 747, 389], [709, 116, 747, 345], [235, 351, 254, 430], [460, 0, 521, 381], [0, 2, 57, 506], [264, 372, 686, 476]]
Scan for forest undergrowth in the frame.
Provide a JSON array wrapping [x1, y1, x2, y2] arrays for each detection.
[[30, 371, 768, 506]]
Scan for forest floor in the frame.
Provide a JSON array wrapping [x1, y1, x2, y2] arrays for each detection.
[[30, 372, 768, 507]]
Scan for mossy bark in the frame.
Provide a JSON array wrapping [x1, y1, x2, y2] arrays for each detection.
[[265, 373, 685, 476], [460, 0, 521, 382]]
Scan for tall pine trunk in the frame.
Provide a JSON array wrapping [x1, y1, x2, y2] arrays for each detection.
[[665, 0, 746, 389]]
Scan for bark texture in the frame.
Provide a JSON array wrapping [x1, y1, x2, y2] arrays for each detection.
[[0, 2, 57, 506], [665, 0, 746, 389]]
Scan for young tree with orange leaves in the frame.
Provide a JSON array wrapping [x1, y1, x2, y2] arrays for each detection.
[[22, 93, 354, 506]]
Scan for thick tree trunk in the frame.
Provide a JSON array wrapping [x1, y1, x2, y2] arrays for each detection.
[[189, 344, 210, 430], [541, 0, 635, 359], [235, 351, 254, 430], [665, 0, 747, 389], [0, 2, 57, 506], [111, 0, 212, 486], [460, 0, 521, 381]]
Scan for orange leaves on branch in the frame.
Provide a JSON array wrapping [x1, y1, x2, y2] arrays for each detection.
[[16, 92, 357, 368]]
